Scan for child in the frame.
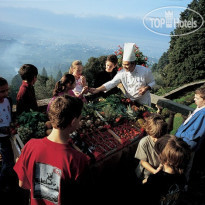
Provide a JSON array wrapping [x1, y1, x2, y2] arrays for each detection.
[[141, 134, 191, 205], [175, 84, 205, 183], [14, 95, 90, 204], [16, 64, 38, 116], [135, 113, 168, 183], [69, 60, 88, 100], [94, 54, 119, 97], [47, 73, 87, 111], [0, 77, 16, 191]]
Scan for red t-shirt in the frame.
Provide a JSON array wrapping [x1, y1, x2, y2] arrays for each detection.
[[16, 81, 38, 115], [14, 137, 89, 205]]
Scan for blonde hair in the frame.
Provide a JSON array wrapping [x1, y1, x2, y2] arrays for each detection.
[[144, 113, 168, 139], [69, 60, 83, 74]]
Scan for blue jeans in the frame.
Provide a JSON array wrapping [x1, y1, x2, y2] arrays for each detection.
[[0, 136, 15, 188]]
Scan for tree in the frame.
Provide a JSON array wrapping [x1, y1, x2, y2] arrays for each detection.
[[9, 74, 22, 104], [56, 70, 63, 82], [83, 56, 107, 87], [162, 0, 205, 87], [34, 75, 48, 100], [41, 67, 48, 78], [46, 75, 56, 98]]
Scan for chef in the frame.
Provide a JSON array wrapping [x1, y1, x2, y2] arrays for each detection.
[[90, 43, 155, 106]]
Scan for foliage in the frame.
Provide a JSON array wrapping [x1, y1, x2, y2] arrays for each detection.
[[114, 44, 148, 67], [83, 56, 107, 87], [160, 0, 205, 87], [56, 70, 63, 81], [173, 91, 195, 106], [9, 74, 22, 104], [41, 67, 48, 78], [16, 110, 47, 143], [34, 74, 56, 100], [169, 113, 184, 135], [153, 86, 177, 96]]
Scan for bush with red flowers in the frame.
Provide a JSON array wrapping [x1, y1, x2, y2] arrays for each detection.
[[114, 44, 148, 68]]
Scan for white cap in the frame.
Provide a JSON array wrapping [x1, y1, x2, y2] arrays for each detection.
[[122, 43, 136, 62]]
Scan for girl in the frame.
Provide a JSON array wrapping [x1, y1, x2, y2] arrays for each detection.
[[69, 60, 88, 99], [141, 135, 191, 205], [0, 77, 16, 191], [94, 54, 119, 97], [47, 74, 87, 111]]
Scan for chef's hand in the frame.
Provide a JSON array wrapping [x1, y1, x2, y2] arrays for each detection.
[[138, 86, 150, 95], [89, 88, 98, 94]]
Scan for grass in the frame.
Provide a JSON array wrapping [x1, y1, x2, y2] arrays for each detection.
[[168, 113, 184, 135]]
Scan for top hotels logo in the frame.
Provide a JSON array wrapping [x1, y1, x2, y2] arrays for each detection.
[[143, 6, 204, 36]]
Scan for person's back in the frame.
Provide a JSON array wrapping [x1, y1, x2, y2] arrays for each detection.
[[16, 64, 38, 116], [141, 135, 191, 205], [14, 95, 90, 204]]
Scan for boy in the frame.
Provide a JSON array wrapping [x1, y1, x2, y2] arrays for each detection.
[[175, 84, 205, 184], [0, 77, 15, 191], [14, 95, 90, 204], [135, 113, 168, 183], [16, 64, 38, 116], [141, 135, 191, 205]]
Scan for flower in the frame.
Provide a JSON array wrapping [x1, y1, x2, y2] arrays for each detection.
[[114, 44, 148, 67]]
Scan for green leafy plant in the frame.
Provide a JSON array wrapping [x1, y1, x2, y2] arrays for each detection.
[[16, 110, 48, 143]]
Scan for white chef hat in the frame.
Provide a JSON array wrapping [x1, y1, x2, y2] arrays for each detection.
[[122, 43, 136, 62]]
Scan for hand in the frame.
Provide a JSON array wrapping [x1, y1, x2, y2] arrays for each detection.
[[89, 88, 98, 94], [80, 76, 87, 86], [142, 178, 148, 184], [81, 86, 89, 95], [138, 86, 150, 96], [154, 164, 163, 174]]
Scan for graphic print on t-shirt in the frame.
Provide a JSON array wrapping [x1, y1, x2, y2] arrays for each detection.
[[33, 162, 62, 204]]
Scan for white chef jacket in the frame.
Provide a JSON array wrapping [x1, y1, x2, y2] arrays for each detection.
[[103, 65, 155, 106]]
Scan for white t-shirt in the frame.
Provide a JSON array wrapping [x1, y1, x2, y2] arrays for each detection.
[[0, 98, 11, 137], [73, 77, 83, 94]]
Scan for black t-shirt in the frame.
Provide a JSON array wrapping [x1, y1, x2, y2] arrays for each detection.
[[95, 69, 117, 87], [94, 69, 119, 98], [141, 170, 186, 205]]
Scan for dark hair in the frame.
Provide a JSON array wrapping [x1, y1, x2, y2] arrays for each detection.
[[195, 84, 205, 100], [144, 113, 168, 138], [155, 134, 191, 174], [48, 95, 83, 129], [0, 77, 8, 87], [18, 64, 38, 82], [107, 55, 118, 65], [53, 74, 75, 96]]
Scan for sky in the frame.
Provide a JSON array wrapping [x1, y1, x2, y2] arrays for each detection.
[[0, 0, 193, 58]]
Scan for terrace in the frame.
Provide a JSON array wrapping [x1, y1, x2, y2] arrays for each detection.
[[3, 80, 205, 204]]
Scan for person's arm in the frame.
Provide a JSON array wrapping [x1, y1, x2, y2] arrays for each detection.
[[81, 75, 87, 87], [145, 68, 155, 89], [89, 85, 107, 94], [140, 160, 162, 174], [19, 180, 23, 188], [177, 113, 205, 149], [76, 86, 89, 98], [138, 85, 151, 95]]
